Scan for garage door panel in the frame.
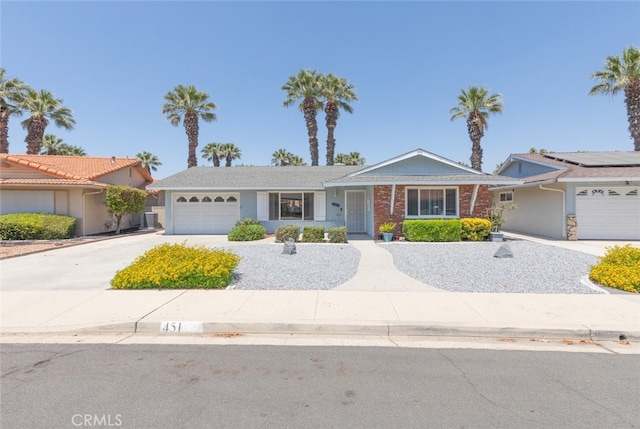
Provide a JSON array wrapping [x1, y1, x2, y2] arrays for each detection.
[[576, 187, 640, 240], [173, 194, 239, 234]]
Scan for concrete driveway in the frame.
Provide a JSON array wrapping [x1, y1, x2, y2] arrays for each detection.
[[0, 233, 237, 291]]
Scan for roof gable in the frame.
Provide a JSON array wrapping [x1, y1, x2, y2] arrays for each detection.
[[349, 148, 482, 177]]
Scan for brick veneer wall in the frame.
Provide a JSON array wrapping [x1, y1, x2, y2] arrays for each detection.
[[373, 184, 490, 237]]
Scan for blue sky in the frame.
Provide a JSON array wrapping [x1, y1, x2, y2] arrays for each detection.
[[2, 1, 638, 178]]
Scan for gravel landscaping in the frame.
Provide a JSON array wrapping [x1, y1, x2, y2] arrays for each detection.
[[226, 243, 360, 290], [380, 240, 601, 294]]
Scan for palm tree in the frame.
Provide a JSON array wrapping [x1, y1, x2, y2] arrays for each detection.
[[282, 69, 324, 166], [162, 84, 217, 168], [450, 86, 503, 171], [136, 151, 162, 173], [271, 148, 293, 166], [57, 144, 86, 156], [335, 152, 365, 165], [19, 88, 76, 155], [322, 74, 357, 165], [40, 134, 64, 155], [219, 142, 241, 167], [290, 155, 307, 166], [201, 142, 223, 167], [589, 46, 640, 151], [0, 68, 28, 153]]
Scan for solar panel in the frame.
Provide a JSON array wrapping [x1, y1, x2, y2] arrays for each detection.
[[542, 152, 640, 166]]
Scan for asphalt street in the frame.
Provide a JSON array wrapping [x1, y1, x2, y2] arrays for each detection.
[[2, 344, 638, 428]]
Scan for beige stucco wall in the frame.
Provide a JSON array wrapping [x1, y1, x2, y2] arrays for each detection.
[[492, 184, 565, 239]]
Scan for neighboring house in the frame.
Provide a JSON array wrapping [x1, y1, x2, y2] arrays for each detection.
[[0, 154, 154, 236], [491, 151, 640, 240], [149, 148, 521, 237]]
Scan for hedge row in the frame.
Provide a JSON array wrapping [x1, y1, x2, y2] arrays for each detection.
[[402, 218, 491, 242], [275, 225, 347, 243], [0, 213, 77, 240]]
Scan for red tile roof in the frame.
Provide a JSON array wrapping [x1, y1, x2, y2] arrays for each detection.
[[1, 154, 150, 179], [0, 154, 154, 187]]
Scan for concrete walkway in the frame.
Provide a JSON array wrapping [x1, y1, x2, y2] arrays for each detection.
[[1, 232, 639, 342]]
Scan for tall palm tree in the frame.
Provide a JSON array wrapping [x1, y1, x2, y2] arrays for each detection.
[[282, 69, 324, 166], [271, 148, 293, 166], [136, 151, 162, 173], [322, 74, 357, 165], [450, 86, 503, 171], [19, 88, 76, 155], [0, 68, 28, 153], [589, 46, 640, 151], [219, 142, 241, 167], [40, 134, 64, 155], [201, 142, 223, 167], [162, 84, 217, 168]]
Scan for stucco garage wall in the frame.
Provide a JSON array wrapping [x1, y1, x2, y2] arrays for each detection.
[[497, 185, 565, 239]]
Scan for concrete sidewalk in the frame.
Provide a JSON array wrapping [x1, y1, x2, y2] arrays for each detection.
[[1, 232, 639, 341], [2, 289, 639, 341]]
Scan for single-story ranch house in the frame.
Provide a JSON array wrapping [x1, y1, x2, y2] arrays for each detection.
[[491, 151, 640, 240], [149, 149, 522, 237], [0, 154, 154, 236]]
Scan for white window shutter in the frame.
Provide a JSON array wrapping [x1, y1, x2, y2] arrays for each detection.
[[256, 192, 268, 221], [314, 191, 326, 221]]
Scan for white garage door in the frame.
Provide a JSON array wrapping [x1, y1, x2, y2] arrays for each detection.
[[576, 187, 640, 239], [173, 194, 239, 234], [0, 190, 54, 214]]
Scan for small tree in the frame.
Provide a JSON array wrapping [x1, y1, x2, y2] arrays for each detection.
[[105, 185, 146, 234]]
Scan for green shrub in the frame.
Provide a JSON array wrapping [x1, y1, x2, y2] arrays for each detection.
[[227, 224, 266, 241], [0, 213, 76, 240], [402, 219, 461, 242], [235, 217, 262, 227], [460, 218, 491, 241], [328, 226, 348, 243], [275, 225, 301, 242], [589, 245, 640, 293], [302, 226, 325, 243], [111, 242, 240, 289]]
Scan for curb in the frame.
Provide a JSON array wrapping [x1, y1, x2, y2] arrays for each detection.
[[5, 321, 636, 342]]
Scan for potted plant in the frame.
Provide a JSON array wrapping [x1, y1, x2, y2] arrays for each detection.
[[379, 222, 396, 242], [486, 204, 517, 242]]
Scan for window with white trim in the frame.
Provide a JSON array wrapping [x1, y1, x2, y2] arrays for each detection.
[[499, 191, 513, 202], [268, 192, 315, 220], [406, 188, 458, 217]]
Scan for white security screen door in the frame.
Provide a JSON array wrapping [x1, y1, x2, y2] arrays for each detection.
[[346, 191, 366, 233]]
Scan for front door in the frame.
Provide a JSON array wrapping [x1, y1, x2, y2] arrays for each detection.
[[346, 191, 366, 233]]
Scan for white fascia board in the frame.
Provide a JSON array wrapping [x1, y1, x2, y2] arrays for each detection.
[[149, 186, 324, 191], [557, 177, 640, 183], [326, 179, 523, 187], [490, 179, 557, 191]]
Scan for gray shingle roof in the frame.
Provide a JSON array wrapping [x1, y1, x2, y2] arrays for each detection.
[[148, 166, 365, 190]]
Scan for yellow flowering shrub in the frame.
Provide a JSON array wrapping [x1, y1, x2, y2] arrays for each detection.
[[460, 218, 491, 241], [589, 245, 640, 293], [111, 242, 240, 289]]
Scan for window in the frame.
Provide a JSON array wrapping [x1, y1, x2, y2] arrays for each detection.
[[176, 197, 187, 202], [189, 196, 199, 202], [202, 196, 212, 202], [406, 188, 458, 217], [268, 192, 314, 220], [499, 192, 513, 202]]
